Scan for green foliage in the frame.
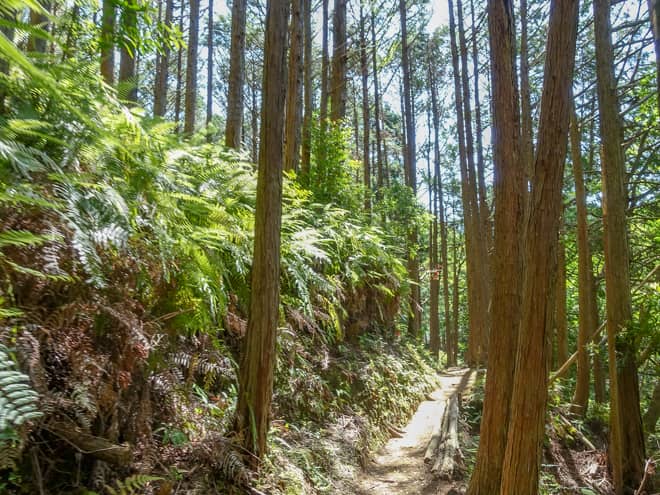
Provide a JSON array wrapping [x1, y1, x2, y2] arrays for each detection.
[[105, 474, 162, 495]]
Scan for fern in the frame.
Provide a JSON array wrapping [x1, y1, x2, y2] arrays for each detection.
[[104, 474, 162, 495], [0, 344, 42, 431]]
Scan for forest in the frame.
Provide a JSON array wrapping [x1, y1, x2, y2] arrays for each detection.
[[0, 0, 658, 494]]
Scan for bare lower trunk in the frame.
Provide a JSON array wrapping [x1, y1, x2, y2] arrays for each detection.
[[330, 0, 347, 121], [183, 0, 200, 134], [225, 0, 247, 148], [284, 0, 303, 172], [594, 0, 646, 490], [500, 1, 578, 493], [235, 0, 290, 463], [466, 0, 523, 491]]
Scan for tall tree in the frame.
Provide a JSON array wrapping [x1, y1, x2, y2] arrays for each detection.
[[466, 0, 524, 491], [119, 0, 138, 103], [225, 0, 247, 148], [174, 0, 185, 131], [101, 0, 115, 85], [330, 0, 347, 121], [555, 230, 569, 368], [154, 0, 174, 117], [649, 0, 659, 110], [400, 0, 420, 337], [184, 0, 200, 134], [235, 0, 290, 462], [27, 1, 49, 53], [320, 0, 330, 127], [499, 0, 578, 492], [359, 0, 371, 212], [206, 0, 214, 136], [448, 0, 486, 363], [370, 4, 384, 194], [570, 95, 595, 415], [457, 0, 490, 365], [284, 0, 304, 172], [593, 0, 646, 491], [300, 0, 313, 177]]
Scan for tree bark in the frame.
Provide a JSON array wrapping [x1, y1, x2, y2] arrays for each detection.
[[457, 0, 490, 365], [330, 0, 347, 121], [225, 0, 247, 148], [594, 0, 646, 490], [301, 0, 313, 178], [284, 0, 304, 172], [359, 0, 371, 213], [371, 5, 384, 194], [448, 0, 484, 364], [400, 0, 420, 338], [466, 0, 524, 491], [184, 0, 200, 134], [27, 2, 49, 54], [648, 0, 659, 111], [154, 0, 174, 117], [555, 232, 569, 369], [500, 1, 578, 493], [119, 0, 138, 103], [520, 0, 535, 192], [469, 0, 492, 255], [174, 0, 185, 131], [101, 0, 115, 85], [206, 0, 214, 138], [570, 96, 595, 415], [235, 0, 289, 462], [320, 0, 330, 127]]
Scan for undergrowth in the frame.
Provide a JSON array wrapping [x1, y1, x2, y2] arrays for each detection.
[[0, 23, 427, 494]]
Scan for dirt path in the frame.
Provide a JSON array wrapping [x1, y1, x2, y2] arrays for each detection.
[[354, 368, 476, 495]]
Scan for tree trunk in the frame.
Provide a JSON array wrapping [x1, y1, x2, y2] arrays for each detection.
[[206, 0, 214, 139], [301, 0, 313, 178], [570, 96, 595, 415], [466, 0, 524, 491], [469, 0, 492, 255], [648, 0, 659, 111], [28, 2, 49, 53], [284, 0, 304, 172], [593, 0, 646, 490], [430, 61, 452, 365], [101, 0, 115, 85], [499, 1, 578, 493], [400, 0, 420, 338], [154, 0, 174, 117], [320, 0, 330, 127], [555, 233, 569, 369], [119, 0, 138, 103], [184, 0, 200, 134], [371, 5, 384, 195], [235, 0, 290, 462], [0, 10, 15, 112], [451, 230, 461, 365], [457, 0, 490, 365], [330, 0, 347, 121], [174, 0, 185, 131], [359, 0, 371, 213], [520, 0, 534, 192], [448, 0, 484, 364], [643, 380, 660, 434], [225, 0, 247, 148]]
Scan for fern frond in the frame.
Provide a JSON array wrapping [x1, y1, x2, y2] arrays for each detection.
[[0, 344, 42, 432]]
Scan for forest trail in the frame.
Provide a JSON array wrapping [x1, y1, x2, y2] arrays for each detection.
[[354, 368, 476, 495]]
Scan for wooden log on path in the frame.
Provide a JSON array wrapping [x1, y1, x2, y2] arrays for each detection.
[[432, 393, 459, 479], [424, 398, 448, 464]]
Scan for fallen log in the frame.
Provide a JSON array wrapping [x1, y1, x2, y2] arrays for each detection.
[[432, 394, 459, 479], [424, 399, 448, 464], [48, 419, 132, 466]]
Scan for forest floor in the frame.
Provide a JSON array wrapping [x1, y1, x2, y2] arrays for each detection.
[[353, 368, 477, 495]]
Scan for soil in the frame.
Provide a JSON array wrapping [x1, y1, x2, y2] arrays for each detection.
[[353, 368, 476, 495]]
